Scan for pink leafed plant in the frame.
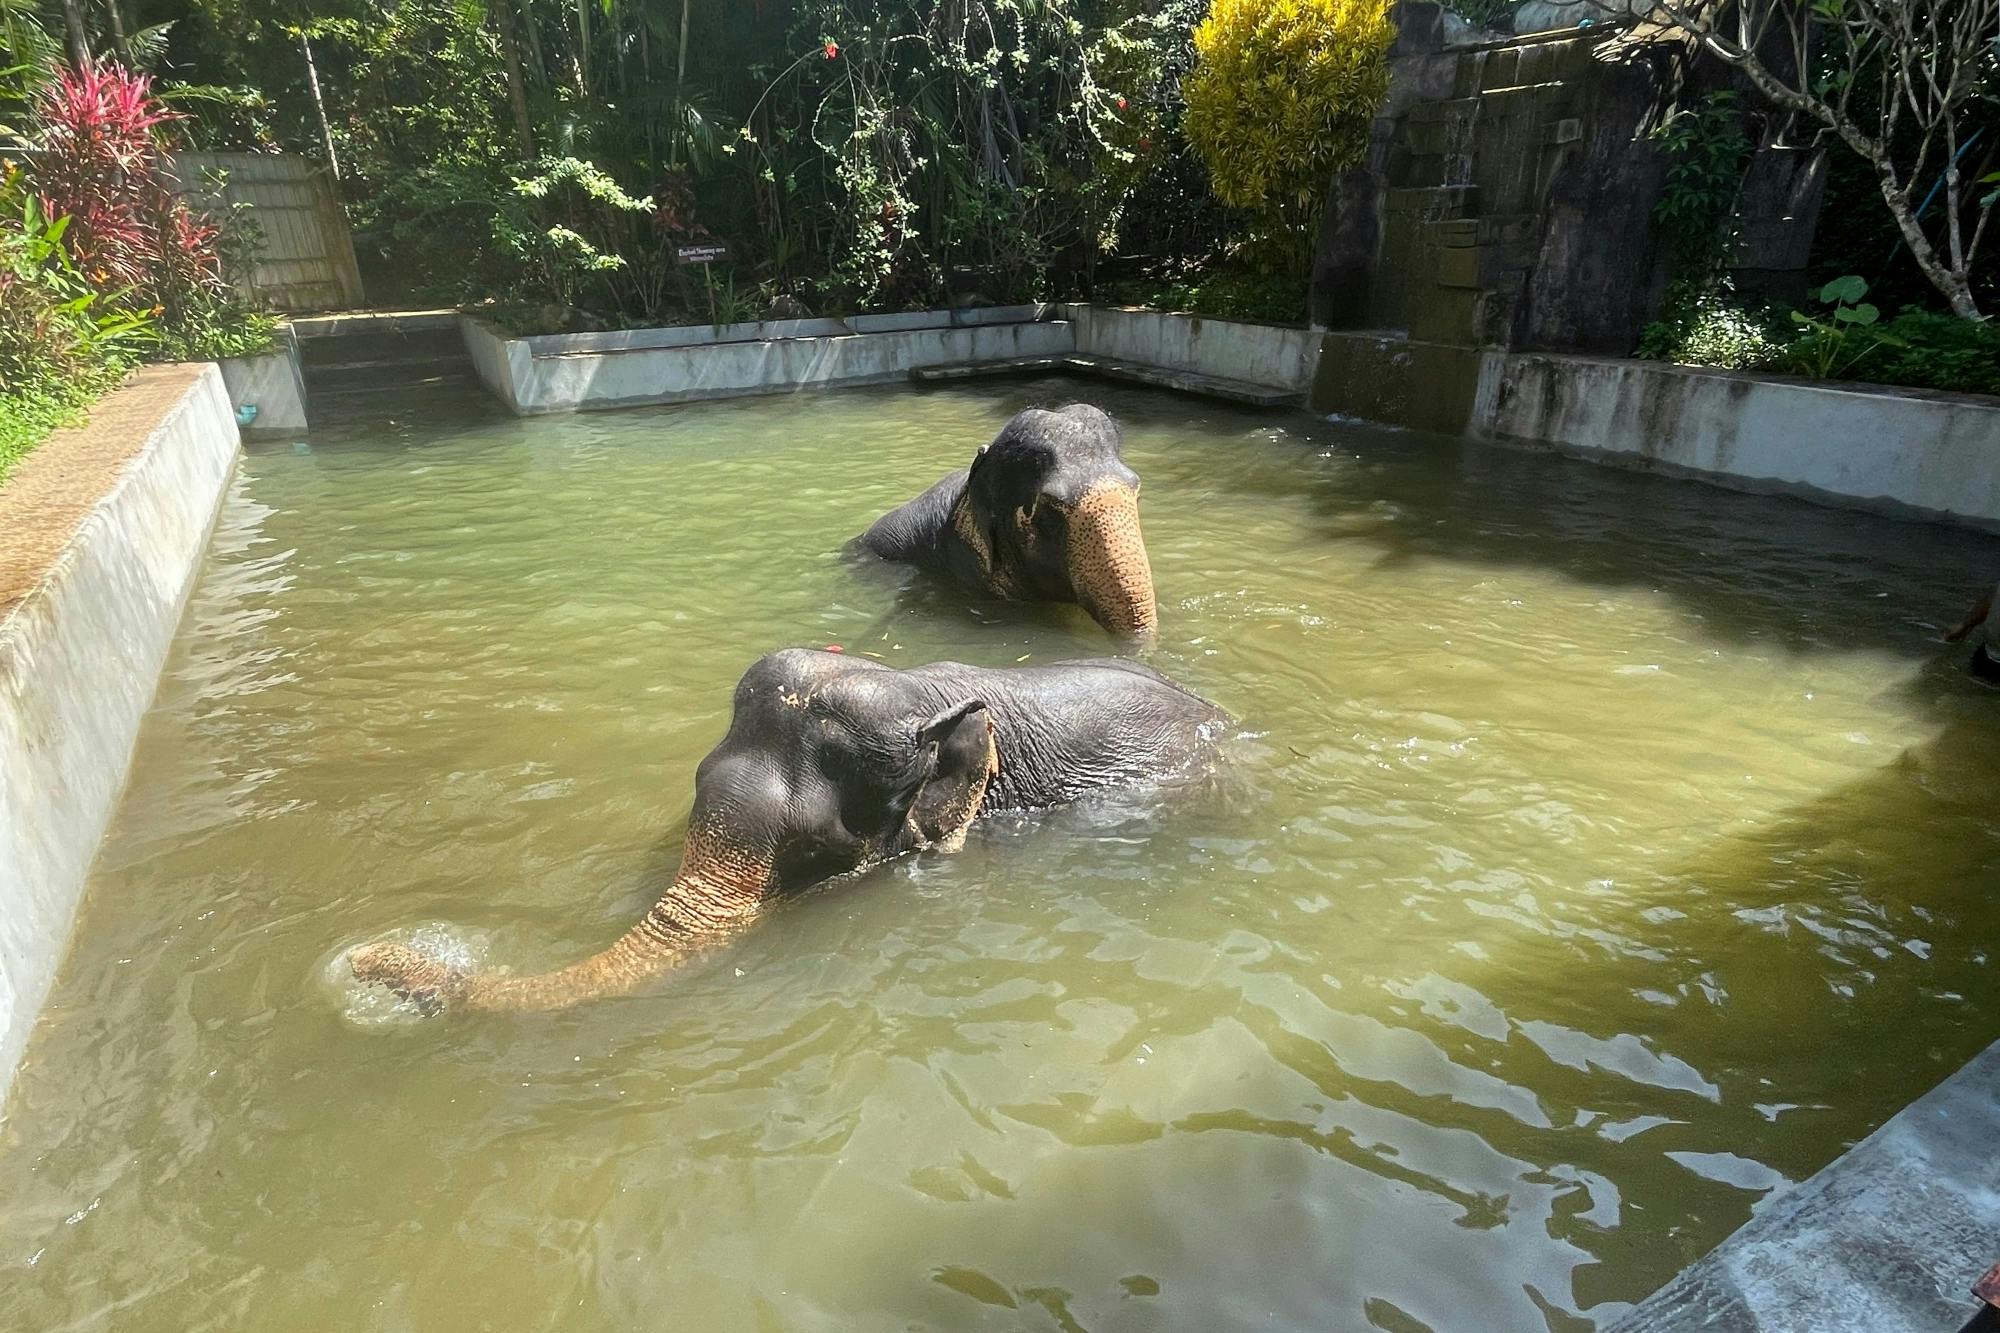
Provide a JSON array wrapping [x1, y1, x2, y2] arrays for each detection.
[[30, 62, 226, 318]]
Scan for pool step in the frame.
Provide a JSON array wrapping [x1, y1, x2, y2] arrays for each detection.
[[292, 313, 478, 409], [912, 354, 1303, 408]]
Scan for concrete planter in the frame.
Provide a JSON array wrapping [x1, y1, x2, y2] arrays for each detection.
[[217, 323, 310, 433], [0, 365, 240, 1104]]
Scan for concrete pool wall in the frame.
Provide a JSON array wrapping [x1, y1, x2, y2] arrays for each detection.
[[1314, 331, 2000, 534], [462, 306, 1078, 414], [0, 364, 240, 1107], [460, 304, 1328, 415]]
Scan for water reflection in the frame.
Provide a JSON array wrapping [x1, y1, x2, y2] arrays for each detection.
[[1, 376, 1997, 1331]]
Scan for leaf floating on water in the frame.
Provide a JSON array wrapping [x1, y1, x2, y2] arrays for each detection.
[[1017, 654, 1031, 662]]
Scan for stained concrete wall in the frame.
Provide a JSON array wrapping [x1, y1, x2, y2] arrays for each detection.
[[465, 306, 1326, 416], [463, 315, 1075, 415], [0, 365, 240, 1105], [1064, 305, 1323, 392], [217, 329, 310, 433], [517, 304, 1053, 357], [461, 317, 527, 413], [1478, 353, 2000, 532], [1312, 5, 1824, 354], [1612, 1037, 2000, 1333], [1313, 9, 1684, 351], [1311, 332, 2000, 532]]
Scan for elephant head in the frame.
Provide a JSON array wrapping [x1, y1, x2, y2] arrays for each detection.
[[350, 651, 1001, 1014], [953, 404, 1157, 636], [861, 404, 1159, 638]]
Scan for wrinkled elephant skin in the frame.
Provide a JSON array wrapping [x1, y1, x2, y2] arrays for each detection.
[[860, 404, 1159, 637], [351, 649, 1226, 1013]]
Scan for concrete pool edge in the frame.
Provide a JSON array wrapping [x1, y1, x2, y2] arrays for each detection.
[[0, 363, 240, 1110], [1611, 1036, 2000, 1333], [458, 304, 1326, 415], [1313, 332, 2000, 535], [459, 310, 1076, 414]]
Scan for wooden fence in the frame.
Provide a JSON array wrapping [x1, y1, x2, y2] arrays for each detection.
[[170, 152, 365, 312]]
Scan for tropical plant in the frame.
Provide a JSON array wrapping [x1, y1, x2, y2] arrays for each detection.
[[1652, 91, 1753, 265], [1588, 0, 2000, 320], [29, 62, 230, 324], [1783, 274, 1906, 377], [0, 157, 154, 479], [1183, 0, 1395, 273], [0, 163, 152, 384], [1864, 309, 2000, 395], [501, 155, 654, 311], [0, 0, 62, 140], [1635, 276, 1789, 369]]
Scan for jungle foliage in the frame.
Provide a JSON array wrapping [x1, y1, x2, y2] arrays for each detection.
[[1182, 0, 1394, 273], [0, 58, 268, 473], [0, 1, 1361, 332]]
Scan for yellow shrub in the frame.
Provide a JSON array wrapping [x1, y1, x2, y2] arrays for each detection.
[[1183, 0, 1395, 266]]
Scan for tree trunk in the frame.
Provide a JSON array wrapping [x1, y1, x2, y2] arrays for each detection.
[[670, 0, 689, 165], [519, 0, 546, 84], [300, 32, 342, 182], [493, 0, 537, 161], [103, 0, 132, 65], [576, 0, 591, 95], [60, 0, 91, 68], [1872, 161, 1982, 319]]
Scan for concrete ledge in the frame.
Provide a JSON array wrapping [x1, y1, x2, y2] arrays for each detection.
[[511, 303, 1054, 357], [218, 326, 310, 434], [291, 308, 460, 339], [1478, 354, 2000, 533], [1064, 304, 1322, 392], [463, 314, 1075, 415], [0, 364, 240, 1107], [914, 353, 1304, 407], [463, 305, 1330, 417], [1613, 1038, 2000, 1333], [1311, 335, 2000, 534]]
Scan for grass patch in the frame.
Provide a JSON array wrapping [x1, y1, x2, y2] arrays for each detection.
[[0, 369, 128, 486]]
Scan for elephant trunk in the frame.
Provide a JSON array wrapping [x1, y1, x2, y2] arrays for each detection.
[[1066, 481, 1157, 637], [350, 832, 770, 1015]]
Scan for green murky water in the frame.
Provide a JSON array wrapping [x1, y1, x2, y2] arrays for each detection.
[[4, 376, 1999, 1331]]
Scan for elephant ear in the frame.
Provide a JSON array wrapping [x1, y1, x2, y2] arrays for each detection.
[[967, 427, 1055, 523], [907, 699, 998, 840]]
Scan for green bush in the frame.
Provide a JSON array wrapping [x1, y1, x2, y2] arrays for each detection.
[[1183, 0, 1395, 272], [0, 163, 155, 481], [1864, 311, 2000, 397], [1101, 264, 1307, 323], [1638, 274, 2000, 397], [1636, 278, 1787, 371]]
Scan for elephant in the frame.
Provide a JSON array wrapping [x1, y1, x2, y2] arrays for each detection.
[[859, 403, 1158, 637], [349, 647, 1227, 1013]]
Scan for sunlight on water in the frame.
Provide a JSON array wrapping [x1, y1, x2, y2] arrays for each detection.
[[2, 376, 1997, 1331]]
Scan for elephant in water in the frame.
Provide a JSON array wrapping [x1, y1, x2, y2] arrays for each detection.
[[859, 404, 1158, 637], [350, 648, 1226, 1013]]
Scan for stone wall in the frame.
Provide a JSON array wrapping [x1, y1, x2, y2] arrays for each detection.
[[1315, 10, 1684, 351], [1312, 5, 1825, 355]]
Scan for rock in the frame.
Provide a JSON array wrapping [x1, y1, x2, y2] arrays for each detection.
[[768, 293, 813, 321]]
